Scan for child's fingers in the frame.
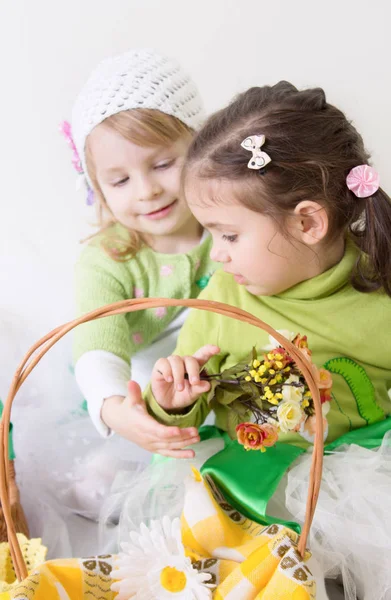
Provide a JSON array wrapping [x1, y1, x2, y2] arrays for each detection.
[[126, 380, 142, 400], [161, 436, 200, 450], [147, 431, 200, 447], [153, 358, 174, 383], [192, 345, 220, 368], [147, 420, 199, 441], [149, 435, 200, 452], [153, 346, 220, 390], [158, 448, 196, 459], [188, 380, 212, 399], [183, 356, 203, 384], [157, 425, 199, 440], [167, 355, 186, 391]]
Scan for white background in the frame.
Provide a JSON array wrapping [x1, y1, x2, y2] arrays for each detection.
[[0, 0, 390, 405]]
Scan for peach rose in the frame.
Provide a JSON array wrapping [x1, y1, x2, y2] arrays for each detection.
[[312, 366, 333, 390], [293, 334, 309, 350], [236, 422, 278, 451], [261, 423, 279, 448]]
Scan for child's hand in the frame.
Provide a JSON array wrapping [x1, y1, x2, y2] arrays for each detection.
[[102, 382, 200, 458], [152, 345, 220, 412]]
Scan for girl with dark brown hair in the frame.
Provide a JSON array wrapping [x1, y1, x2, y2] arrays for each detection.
[[138, 82, 391, 599]]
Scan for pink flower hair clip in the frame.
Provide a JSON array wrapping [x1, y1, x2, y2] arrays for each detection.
[[59, 121, 94, 205], [346, 164, 380, 199]]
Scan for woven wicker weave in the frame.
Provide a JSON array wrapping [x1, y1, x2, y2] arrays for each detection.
[[0, 461, 29, 543]]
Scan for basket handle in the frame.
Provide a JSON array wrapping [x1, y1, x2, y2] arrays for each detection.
[[0, 298, 323, 581]]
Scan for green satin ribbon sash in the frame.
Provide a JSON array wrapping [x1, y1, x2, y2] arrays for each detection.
[[200, 429, 304, 534], [324, 417, 391, 452], [199, 417, 391, 533]]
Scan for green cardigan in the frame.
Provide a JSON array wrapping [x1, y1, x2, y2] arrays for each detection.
[[73, 224, 217, 364]]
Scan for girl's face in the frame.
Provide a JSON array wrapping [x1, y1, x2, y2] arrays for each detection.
[[88, 124, 194, 241], [186, 178, 326, 296]]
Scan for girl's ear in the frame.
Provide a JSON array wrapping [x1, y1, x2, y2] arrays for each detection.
[[293, 201, 329, 245]]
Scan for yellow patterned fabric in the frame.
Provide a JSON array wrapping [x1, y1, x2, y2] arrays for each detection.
[[0, 554, 115, 600], [0, 471, 316, 599], [181, 471, 316, 599]]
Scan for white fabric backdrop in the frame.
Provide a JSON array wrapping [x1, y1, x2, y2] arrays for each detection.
[[0, 0, 390, 411]]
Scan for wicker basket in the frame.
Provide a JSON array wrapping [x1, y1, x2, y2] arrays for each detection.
[[0, 298, 324, 582], [0, 460, 29, 543]]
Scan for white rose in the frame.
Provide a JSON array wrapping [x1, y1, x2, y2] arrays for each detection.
[[265, 330, 296, 350], [277, 400, 303, 433], [282, 374, 304, 404]]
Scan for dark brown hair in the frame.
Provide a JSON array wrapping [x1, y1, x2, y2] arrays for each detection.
[[185, 81, 391, 296]]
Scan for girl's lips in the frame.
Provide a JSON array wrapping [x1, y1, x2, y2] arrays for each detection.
[[143, 200, 177, 220]]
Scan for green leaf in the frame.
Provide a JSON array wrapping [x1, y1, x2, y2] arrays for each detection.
[[205, 379, 220, 405], [206, 379, 245, 406], [226, 409, 243, 438], [252, 395, 264, 410], [218, 362, 248, 379], [230, 399, 251, 417], [205, 347, 267, 411], [214, 384, 243, 406], [239, 380, 261, 398]]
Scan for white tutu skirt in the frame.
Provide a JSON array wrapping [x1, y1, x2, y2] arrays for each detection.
[[13, 405, 150, 558], [100, 431, 391, 600], [286, 432, 391, 600]]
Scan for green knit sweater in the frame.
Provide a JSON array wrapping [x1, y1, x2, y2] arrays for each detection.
[[146, 239, 391, 447], [73, 224, 217, 364]]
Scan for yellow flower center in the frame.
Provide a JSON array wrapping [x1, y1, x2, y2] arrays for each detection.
[[160, 566, 187, 592]]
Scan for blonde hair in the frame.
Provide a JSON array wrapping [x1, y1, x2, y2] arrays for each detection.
[[85, 109, 193, 260]]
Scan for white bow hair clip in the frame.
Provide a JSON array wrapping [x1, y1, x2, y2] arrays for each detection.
[[241, 134, 272, 170]]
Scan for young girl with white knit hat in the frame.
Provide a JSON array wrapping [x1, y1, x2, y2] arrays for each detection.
[[14, 51, 217, 534], [65, 49, 216, 457]]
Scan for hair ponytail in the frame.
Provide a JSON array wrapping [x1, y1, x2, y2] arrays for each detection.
[[351, 188, 391, 296]]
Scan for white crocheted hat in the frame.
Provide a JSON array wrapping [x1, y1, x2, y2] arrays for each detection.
[[71, 49, 205, 187]]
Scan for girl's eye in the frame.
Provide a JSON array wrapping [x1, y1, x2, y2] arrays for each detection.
[[222, 234, 238, 243], [114, 177, 129, 187], [155, 159, 175, 170]]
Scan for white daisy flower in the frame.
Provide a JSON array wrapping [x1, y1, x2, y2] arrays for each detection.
[[111, 516, 213, 599]]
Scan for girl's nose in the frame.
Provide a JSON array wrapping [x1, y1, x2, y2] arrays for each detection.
[[210, 244, 231, 264], [136, 175, 162, 202]]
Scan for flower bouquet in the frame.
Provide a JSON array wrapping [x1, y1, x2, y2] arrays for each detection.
[[204, 333, 333, 450]]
